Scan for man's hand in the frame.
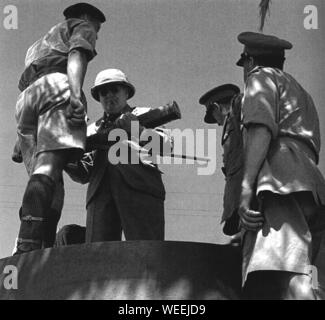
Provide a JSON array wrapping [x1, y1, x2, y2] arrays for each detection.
[[238, 206, 264, 231], [66, 96, 86, 127], [238, 183, 264, 231], [115, 112, 144, 135]]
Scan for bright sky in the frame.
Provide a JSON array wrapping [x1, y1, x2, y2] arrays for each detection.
[[0, 0, 324, 258]]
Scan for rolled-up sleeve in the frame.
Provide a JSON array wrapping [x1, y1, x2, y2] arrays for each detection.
[[69, 21, 97, 61], [242, 69, 279, 139]]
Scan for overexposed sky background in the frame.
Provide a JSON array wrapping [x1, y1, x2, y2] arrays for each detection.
[[0, 0, 324, 258]]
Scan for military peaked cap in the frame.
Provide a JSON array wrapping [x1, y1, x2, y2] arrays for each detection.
[[199, 84, 240, 105], [63, 2, 106, 23], [236, 31, 292, 66]]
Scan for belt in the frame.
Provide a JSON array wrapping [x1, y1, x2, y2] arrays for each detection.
[[19, 65, 67, 91]]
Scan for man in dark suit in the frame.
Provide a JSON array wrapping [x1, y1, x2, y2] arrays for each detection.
[[67, 68, 173, 242]]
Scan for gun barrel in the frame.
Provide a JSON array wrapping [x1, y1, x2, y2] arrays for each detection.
[[137, 101, 181, 128], [163, 153, 211, 163], [86, 101, 181, 152]]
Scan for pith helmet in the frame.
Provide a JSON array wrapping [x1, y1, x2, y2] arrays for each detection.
[[91, 69, 136, 101]]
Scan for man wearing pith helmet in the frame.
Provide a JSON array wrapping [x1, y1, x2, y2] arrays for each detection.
[[236, 31, 325, 299], [12, 2, 106, 255], [199, 84, 243, 238], [67, 68, 173, 242]]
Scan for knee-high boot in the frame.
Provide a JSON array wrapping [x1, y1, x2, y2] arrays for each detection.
[[15, 174, 55, 254]]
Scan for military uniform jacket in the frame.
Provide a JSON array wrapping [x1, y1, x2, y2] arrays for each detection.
[[242, 66, 325, 205], [19, 18, 98, 91], [221, 94, 244, 235]]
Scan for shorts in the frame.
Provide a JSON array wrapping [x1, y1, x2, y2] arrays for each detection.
[[242, 191, 325, 289], [15, 72, 87, 174]]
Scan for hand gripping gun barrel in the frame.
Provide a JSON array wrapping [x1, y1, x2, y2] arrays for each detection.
[[86, 101, 181, 151], [86, 101, 210, 163]]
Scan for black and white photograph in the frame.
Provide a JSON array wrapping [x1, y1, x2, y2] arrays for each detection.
[[0, 0, 324, 304]]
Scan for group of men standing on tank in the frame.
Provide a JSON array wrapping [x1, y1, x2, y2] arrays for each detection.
[[10, 2, 325, 299]]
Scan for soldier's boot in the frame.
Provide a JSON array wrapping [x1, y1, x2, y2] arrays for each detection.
[[14, 174, 55, 255], [43, 209, 61, 248]]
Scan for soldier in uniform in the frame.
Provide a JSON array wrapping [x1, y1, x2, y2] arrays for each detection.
[[13, 3, 106, 254], [199, 84, 243, 238], [236, 31, 325, 299], [66, 68, 173, 242]]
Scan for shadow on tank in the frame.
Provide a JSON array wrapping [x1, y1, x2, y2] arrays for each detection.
[[0, 241, 242, 300]]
